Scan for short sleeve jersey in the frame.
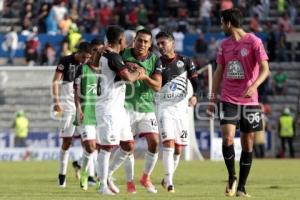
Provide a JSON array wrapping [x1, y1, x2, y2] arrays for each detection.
[[96, 52, 127, 111], [122, 48, 162, 113], [74, 64, 99, 125], [216, 33, 268, 105]]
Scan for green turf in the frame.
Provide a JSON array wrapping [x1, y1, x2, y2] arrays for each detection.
[[0, 159, 299, 200]]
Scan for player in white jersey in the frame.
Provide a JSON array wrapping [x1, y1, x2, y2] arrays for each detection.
[[95, 25, 145, 195], [52, 42, 92, 187], [155, 31, 200, 192]]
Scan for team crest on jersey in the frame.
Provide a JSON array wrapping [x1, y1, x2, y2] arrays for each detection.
[[227, 60, 244, 79], [240, 48, 249, 57], [176, 60, 184, 68], [169, 82, 177, 91]]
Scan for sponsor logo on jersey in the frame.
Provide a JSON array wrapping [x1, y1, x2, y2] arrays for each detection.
[[169, 82, 177, 91]]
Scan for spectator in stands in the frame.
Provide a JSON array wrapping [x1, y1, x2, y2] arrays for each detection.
[[220, 0, 233, 11], [278, 107, 295, 158], [200, 0, 213, 34], [81, 3, 96, 33], [40, 42, 56, 66], [126, 6, 139, 28], [98, 3, 112, 28], [52, 0, 68, 25], [137, 3, 148, 26], [67, 23, 82, 53], [37, 3, 50, 34], [59, 14, 72, 35], [288, 1, 297, 26], [266, 22, 276, 62], [60, 40, 72, 59], [277, 0, 286, 15], [250, 13, 262, 33], [262, 0, 270, 20], [272, 68, 288, 95], [278, 13, 293, 33], [277, 25, 288, 62], [11, 110, 29, 148], [251, 0, 264, 21], [173, 28, 185, 54], [24, 27, 40, 66], [45, 5, 59, 35], [4, 26, 18, 65], [194, 31, 208, 64]]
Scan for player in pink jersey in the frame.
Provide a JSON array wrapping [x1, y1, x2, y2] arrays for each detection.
[[207, 8, 270, 197]]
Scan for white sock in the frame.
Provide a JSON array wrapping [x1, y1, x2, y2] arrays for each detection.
[[98, 150, 111, 187], [108, 148, 130, 178], [59, 149, 69, 175], [174, 154, 181, 172], [163, 147, 175, 186], [88, 151, 97, 177], [124, 153, 134, 182], [81, 150, 92, 173], [144, 151, 158, 176]]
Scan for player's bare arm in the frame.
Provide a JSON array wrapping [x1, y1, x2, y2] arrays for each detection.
[[139, 73, 162, 92], [119, 62, 145, 83], [74, 86, 83, 122], [52, 71, 63, 112], [242, 60, 270, 98]]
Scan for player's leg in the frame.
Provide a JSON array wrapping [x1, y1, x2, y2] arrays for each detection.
[[58, 113, 75, 187], [96, 114, 119, 195], [159, 116, 176, 192], [220, 102, 239, 197], [79, 125, 97, 190], [237, 105, 262, 197]]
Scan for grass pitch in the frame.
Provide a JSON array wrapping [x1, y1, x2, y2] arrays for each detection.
[[0, 159, 299, 200]]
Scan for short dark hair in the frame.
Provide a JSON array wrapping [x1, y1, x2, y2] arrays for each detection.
[[221, 8, 243, 28], [90, 38, 104, 46], [136, 29, 152, 39], [106, 25, 124, 45], [77, 42, 92, 54], [155, 31, 174, 41]]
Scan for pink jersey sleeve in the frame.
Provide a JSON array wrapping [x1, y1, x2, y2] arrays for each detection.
[[253, 38, 268, 63], [216, 43, 225, 66]]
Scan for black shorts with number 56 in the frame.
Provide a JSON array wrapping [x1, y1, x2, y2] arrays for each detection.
[[219, 101, 262, 133]]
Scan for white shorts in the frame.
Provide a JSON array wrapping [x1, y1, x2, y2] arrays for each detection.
[[77, 125, 96, 141], [96, 109, 133, 146], [59, 112, 76, 138], [128, 111, 159, 137], [158, 113, 189, 146]]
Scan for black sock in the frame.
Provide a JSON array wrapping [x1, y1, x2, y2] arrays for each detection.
[[222, 144, 236, 179], [238, 151, 253, 190]]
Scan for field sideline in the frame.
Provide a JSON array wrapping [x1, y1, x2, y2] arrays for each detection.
[[0, 159, 299, 200]]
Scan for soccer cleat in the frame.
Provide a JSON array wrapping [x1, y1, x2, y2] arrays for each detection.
[[225, 177, 237, 197], [88, 176, 97, 186], [167, 185, 175, 193], [161, 178, 167, 189], [140, 175, 157, 193], [58, 174, 66, 188], [127, 181, 137, 194], [80, 171, 88, 191], [161, 178, 175, 193], [107, 177, 120, 194], [72, 161, 81, 180], [98, 186, 115, 195], [236, 187, 251, 197]]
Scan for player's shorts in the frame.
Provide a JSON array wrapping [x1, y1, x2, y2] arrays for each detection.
[[158, 113, 189, 146], [128, 111, 159, 137], [59, 112, 76, 138], [96, 109, 133, 146], [77, 125, 96, 141], [219, 101, 262, 133]]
